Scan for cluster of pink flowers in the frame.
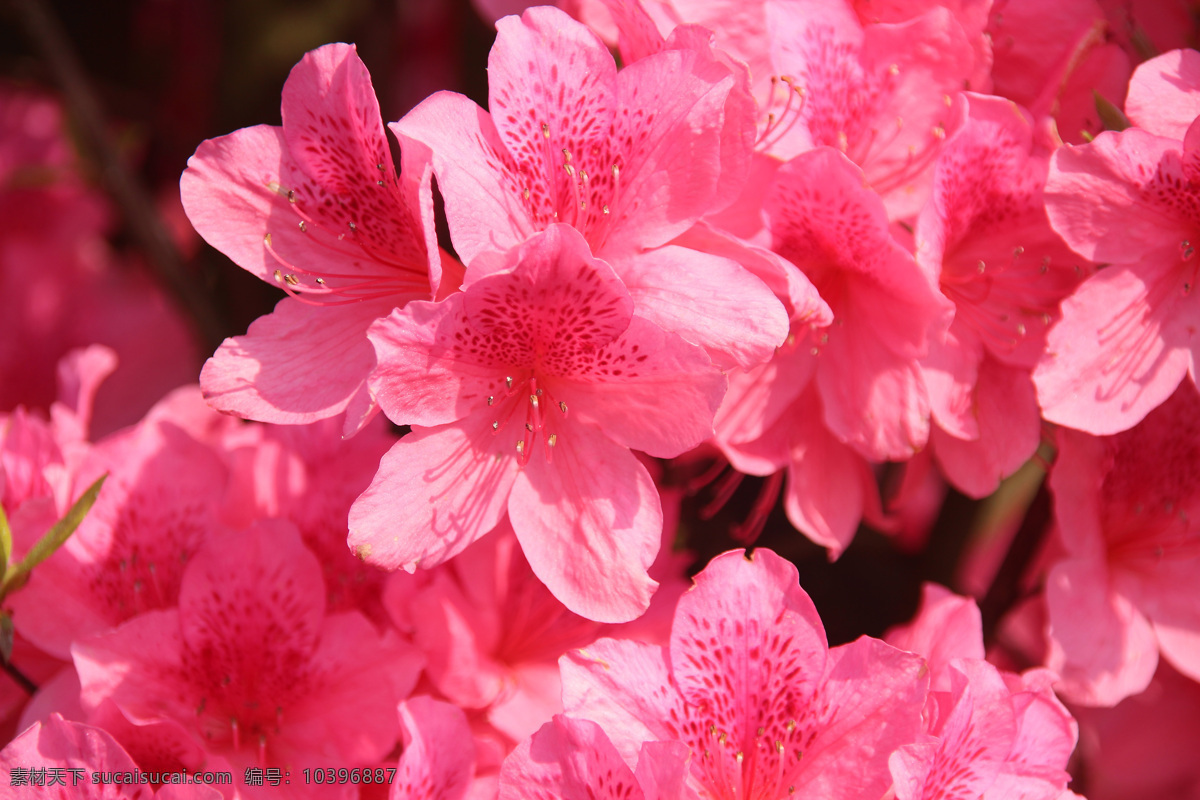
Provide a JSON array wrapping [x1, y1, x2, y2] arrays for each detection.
[[3, 0, 1200, 797]]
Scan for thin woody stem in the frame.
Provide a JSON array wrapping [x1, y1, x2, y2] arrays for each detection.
[[9, 0, 226, 349], [2, 658, 38, 696]]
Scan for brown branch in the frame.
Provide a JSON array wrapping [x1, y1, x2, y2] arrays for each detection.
[[2, 658, 38, 696], [10, 0, 226, 350]]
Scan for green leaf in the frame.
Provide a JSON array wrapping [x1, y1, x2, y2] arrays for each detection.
[[1, 474, 107, 597], [1094, 90, 1131, 132], [0, 504, 10, 574], [0, 612, 12, 664]]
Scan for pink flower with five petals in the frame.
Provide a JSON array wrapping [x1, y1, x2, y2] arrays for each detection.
[[348, 224, 725, 624]]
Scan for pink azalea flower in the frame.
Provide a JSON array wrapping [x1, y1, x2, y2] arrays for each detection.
[[1, 713, 221, 799], [181, 43, 450, 434], [765, 146, 950, 462], [384, 516, 688, 745], [1035, 49, 1200, 434], [349, 224, 725, 623], [888, 660, 1077, 800], [393, 5, 787, 370], [559, 549, 928, 800], [915, 93, 1090, 497], [498, 714, 690, 800], [883, 585, 1079, 800], [761, 0, 978, 219], [8, 413, 232, 660], [72, 521, 421, 791], [384, 522, 606, 744], [1044, 381, 1200, 706]]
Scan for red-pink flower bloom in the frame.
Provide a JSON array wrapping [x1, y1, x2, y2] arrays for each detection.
[[762, 0, 979, 219], [394, 5, 786, 370], [987, 0, 1132, 145], [1044, 381, 1200, 706], [8, 413, 231, 660], [560, 549, 928, 800], [884, 584, 1079, 800], [765, 147, 950, 462], [1035, 49, 1200, 434], [181, 43, 450, 435], [73, 521, 421, 789], [350, 224, 724, 623], [916, 92, 1090, 497], [888, 661, 1077, 800], [1, 714, 221, 799]]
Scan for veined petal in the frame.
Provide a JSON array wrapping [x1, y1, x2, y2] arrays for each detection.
[[347, 418, 520, 572], [200, 295, 395, 425], [510, 424, 661, 623], [1125, 49, 1200, 140], [551, 315, 725, 458], [1033, 261, 1195, 435], [499, 715, 651, 800], [610, 245, 789, 370]]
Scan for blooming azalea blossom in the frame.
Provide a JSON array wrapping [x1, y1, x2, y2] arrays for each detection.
[[916, 92, 1090, 497], [1044, 381, 1200, 706], [559, 548, 928, 799], [72, 520, 421, 797], [1035, 49, 1200, 435], [395, 5, 787, 370], [181, 42, 450, 435], [349, 223, 724, 623], [884, 585, 1079, 800], [764, 146, 950, 463]]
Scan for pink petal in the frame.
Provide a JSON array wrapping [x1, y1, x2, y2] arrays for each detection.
[[499, 715, 649, 800], [669, 548, 827, 713], [780, 386, 879, 556], [1125, 48, 1200, 140], [791, 637, 928, 800], [0, 714, 167, 800], [279, 44, 435, 281], [347, 418, 520, 572], [610, 245, 789, 370], [509, 424, 661, 623], [180, 123, 290, 284], [559, 637, 675, 768], [367, 295, 518, 428], [931, 356, 1041, 498], [884, 583, 984, 687], [201, 295, 394, 425], [391, 91, 536, 267], [73, 608, 194, 726], [922, 324, 983, 441], [1045, 128, 1188, 265], [1045, 557, 1160, 706], [177, 521, 324, 666], [394, 696, 476, 800], [1033, 262, 1195, 435], [550, 315, 726, 458], [282, 612, 415, 763]]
